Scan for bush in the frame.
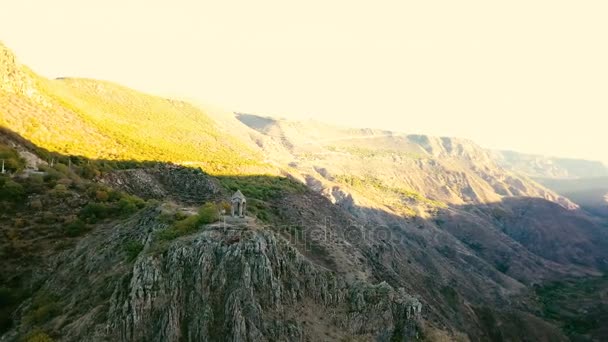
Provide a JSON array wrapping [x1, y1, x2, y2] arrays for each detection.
[[124, 240, 144, 261], [0, 178, 25, 201], [172, 215, 201, 234], [40, 167, 63, 185], [50, 184, 71, 198], [79, 202, 111, 223], [64, 220, 89, 237], [24, 292, 60, 325], [53, 163, 69, 174], [0, 146, 26, 172], [219, 200, 231, 214], [95, 190, 109, 201], [157, 202, 217, 241], [77, 163, 101, 179], [117, 195, 145, 215], [198, 202, 219, 224], [79, 192, 145, 223], [23, 175, 45, 194], [25, 331, 54, 342]]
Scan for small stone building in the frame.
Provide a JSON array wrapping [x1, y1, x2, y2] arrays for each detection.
[[230, 190, 246, 217]]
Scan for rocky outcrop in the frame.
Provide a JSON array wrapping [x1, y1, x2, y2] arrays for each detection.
[[101, 165, 223, 204], [0, 42, 45, 104], [3, 208, 421, 342], [111, 230, 421, 341]]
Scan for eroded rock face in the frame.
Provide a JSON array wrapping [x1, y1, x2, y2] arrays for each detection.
[[112, 231, 421, 341], [101, 165, 223, 204], [4, 209, 421, 342]]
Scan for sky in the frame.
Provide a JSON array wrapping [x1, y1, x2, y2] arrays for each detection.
[[1, 0, 607, 162]]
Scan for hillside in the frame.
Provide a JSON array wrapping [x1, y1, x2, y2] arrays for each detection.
[[2, 42, 608, 341], [0, 43, 267, 174], [234, 114, 576, 209], [0, 131, 574, 342]]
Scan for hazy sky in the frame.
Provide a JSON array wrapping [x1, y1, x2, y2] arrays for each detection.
[[1, 1, 607, 161]]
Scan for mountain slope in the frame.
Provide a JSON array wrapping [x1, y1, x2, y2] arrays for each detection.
[[2, 42, 608, 341], [234, 114, 576, 209], [0, 120, 426, 341], [0, 43, 266, 174]]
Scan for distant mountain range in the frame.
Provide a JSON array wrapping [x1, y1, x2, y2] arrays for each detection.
[[491, 150, 608, 218], [492, 150, 608, 179], [1, 41, 607, 341]]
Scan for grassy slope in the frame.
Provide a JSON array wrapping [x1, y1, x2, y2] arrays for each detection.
[[0, 51, 267, 174]]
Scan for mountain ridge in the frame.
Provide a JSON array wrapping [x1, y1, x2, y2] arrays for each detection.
[[1, 42, 607, 341]]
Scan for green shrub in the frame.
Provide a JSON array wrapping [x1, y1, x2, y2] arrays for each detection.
[[219, 176, 307, 201], [157, 202, 217, 241], [117, 195, 145, 215], [174, 211, 188, 221], [0, 146, 26, 172], [24, 293, 60, 325], [63, 220, 89, 237], [95, 190, 109, 201], [256, 210, 269, 222], [40, 166, 63, 184], [79, 191, 144, 223], [124, 240, 144, 261], [77, 163, 101, 179], [198, 202, 219, 224], [53, 163, 69, 175], [23, 175, 45, 194], [173, 215, 201, 234], [50, 184, 71, 198], [79, 202, 111, 223], [25, 331, 54, 342], [0, 178, 25, 201]]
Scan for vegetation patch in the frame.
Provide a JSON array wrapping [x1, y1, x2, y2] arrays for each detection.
[[334, 174, 446, 216], [327, 145, 425, 160], [124, 240, 144, 261], [24, 330, 54, 342], [24, 292, 61, 325], [157, 202, 219, 241], [219, 175, 307, 202], [78, 192, 145, 223], [535, 275, 608, 340], [2, 75, 266, 174]]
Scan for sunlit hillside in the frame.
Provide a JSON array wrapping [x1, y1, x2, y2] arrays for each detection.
[[0, 43, 266, 174]]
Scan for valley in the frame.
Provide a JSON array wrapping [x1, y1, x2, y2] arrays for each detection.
[[1, 41, 607, 341]]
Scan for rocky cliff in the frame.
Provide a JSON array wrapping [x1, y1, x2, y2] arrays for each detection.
[[2, 207, 421, 341]]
